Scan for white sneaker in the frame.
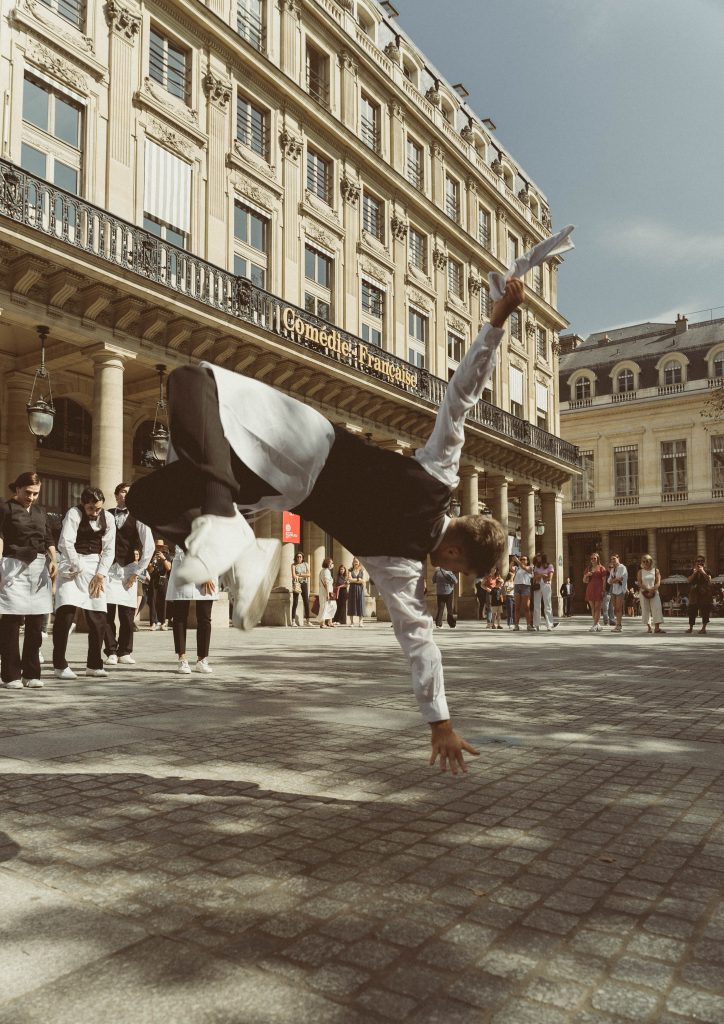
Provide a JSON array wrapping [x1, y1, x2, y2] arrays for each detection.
[[22, 678, 43, 689], [38, 650, 45, 664], [54, 667, 77, 680], [3, 679, 22, 689], [118, 655, 136, 665], [224, 538, 283, 631], [105, 654, 119, 666], [595, 625, 603, 632], [177, 509, 254, 586], [194, 658, 213, 674], [85, 668, 108, 677], [177, 659, 191, 674], [150, 623, 160, 631], [159, 622, 168, 631]]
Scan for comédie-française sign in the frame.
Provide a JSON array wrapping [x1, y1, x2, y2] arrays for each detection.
[[279, 306, 419, 391]]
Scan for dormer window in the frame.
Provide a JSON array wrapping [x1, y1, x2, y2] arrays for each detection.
[[617, 368, 635, 393], [663, 360, 682, 386], [574, 377, 591, 401]]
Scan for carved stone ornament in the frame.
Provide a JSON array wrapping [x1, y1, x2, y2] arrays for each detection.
[[491, 154, 503, 177], [390, 215, 408, 242], [460, 124, 474, 144], [465, 177, 478, 195], [468, 274, 482, 295], [430, 141, 443, 160], [24, 41, 89, 93], [388, 100, 404, 122], [336, 0, 354, 10], [278, 0, 301, 15], [425, 85, 441, 107], [406, 264, 431, 287], [448, 316, 467, 334], [305, 221, 335, 250], [340, 175, 360, 205], [144, 116, 196, 160], [337, 49, 358, 75], [409, 288, 432, 311], [523, 235, 532, 251], [232, 171, 274, 211], [432, 246, 447, 272], [141, 77, 199, 126], [496, 205, 507, 223], [526, 319, 536, 339], [542, 208, 552, 230], [18, 0, 95, 52], [231, 140, 276, 179], [203, 71, 232, 109], [304, 188, 341, 223], [361, 230, 387, 256], [384, 42, 402, 65], [359, 258, 387, 284], [105, 0, 141, 40], [278, 129, 302, 161], [518, 185, 530, 206]]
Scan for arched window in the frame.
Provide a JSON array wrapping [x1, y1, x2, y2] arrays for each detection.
[[663, 360, 682, 385], [43, 398, 92, 456], [402, 57, 418, 87], [133, 420, 157, 467], [574, 377, 591, 401], [714, 351, 724, 378], [357, 6, 375, 40], [617, 368, 635, 393]]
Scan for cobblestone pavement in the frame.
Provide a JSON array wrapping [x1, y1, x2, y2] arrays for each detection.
[[1, 617, 723, 1023]]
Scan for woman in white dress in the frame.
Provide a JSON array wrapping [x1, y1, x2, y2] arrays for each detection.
[[637, 554, 665, 634], [0, 472, 57, 689], [318, 557, 336, 628], [166, 546, 218, 674]]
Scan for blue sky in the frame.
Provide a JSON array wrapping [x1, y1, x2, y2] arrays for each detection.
[[395, 0, 724, 337]]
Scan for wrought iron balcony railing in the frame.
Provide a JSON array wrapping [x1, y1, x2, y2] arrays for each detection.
[[0, 159, 580, 468]]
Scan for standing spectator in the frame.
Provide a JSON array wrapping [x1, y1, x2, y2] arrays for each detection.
[[347, 557, 366, 627], [608, 554, 628, 633], [637, 554, 664, 634], [167, 547, 217, 673], [473, 575, 488, 621], [318, 557, 336, 628], [290, 551, 311, 626], [559, 577, 574, 617], [625, 587, 637, 617], [511, 554, 533, 631], [480, 569, 498, 628], [489, 569, 504, 629], [147, 540, 172, 630], [686, 556, 712, 635], [583, 552, 608, 632], [103, 483, 154, 666], [503, 571, 515, 628], [532, 551, 557, 631], [432, 567, 458, 628], [53, 487, 116, 679], [0, 473, 57, 689], [601, 578, 615, 627], [333, 565, 349, 625]]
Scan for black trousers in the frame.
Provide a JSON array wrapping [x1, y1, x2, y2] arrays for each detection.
[[147, 579, 170, 625], [688, 603, 711, 628], [435, 594, 456, 628], [171, 600, 212, 659], [562, 595, 573, 616], [104, 604, 135, 656], [0, 614, 44, 682], [291, 582, 310, 622], [53, 605, 106, 670]]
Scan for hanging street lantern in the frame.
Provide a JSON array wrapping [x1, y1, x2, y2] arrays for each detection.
[[150, 363, 169, 463], [26, 325, 56, 438]]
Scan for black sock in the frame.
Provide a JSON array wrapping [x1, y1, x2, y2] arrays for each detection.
[[202, 480, 236, 517]]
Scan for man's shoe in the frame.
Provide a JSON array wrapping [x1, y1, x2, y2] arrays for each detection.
[[118, 655, 136, 665], [22, 678, 43, 688], [177, 659, 191, 674], [194, 658, 213, 674], [85, 668, 108, 677], [3, 679, 22, 689], [54, 667, 77, 680], [177, 510, 254, 586], [224, 539, 283, 631], [552, 622, 559, 629], [105, 654, 119, 666]]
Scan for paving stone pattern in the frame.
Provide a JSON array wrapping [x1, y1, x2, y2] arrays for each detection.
[[0, 619, 723, 1022]]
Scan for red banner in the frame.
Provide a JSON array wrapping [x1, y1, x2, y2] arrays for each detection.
[[282, 511, 301, 544]]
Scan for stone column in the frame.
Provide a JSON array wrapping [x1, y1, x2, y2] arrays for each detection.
[[260, 510, 295, 626], [90, 353, 125, 501], [339, 49, 358, 132], [203, 71, 232, 266], [278, 0, 301, 81], [308, 522, 326, 607], [488, 475, 512, 537], [541, 491, 564, 616], [519, 486, 536, 561], [646, 528, 658, 568], [696, 526, 707, 560], [105, 0, 141, 219], [5, 373, 39, 487], [459, 467, 479, 608], [599, 529, 610, 565]]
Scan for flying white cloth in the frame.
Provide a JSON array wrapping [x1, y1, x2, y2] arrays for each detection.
[[489, 223, 575, 300]]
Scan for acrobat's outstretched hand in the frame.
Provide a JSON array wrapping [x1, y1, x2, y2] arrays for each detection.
[[429, 721, 480, 775], [490, 277, 524, 329]]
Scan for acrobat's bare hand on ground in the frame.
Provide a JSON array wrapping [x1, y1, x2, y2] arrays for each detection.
[[429, 721, 480, 775]]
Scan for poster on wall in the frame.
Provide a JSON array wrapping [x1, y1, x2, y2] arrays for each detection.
[[282, 511, 301, 544]]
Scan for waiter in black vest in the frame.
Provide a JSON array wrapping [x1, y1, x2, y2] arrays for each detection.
[[103, 482, 154, 666]]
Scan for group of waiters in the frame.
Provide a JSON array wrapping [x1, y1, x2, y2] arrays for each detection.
[[0, 472, 154, 689]]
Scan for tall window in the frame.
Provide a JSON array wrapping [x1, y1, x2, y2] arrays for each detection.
[[360, 94, 381, 152], [572, 451, 595, 506], [43, 398, 92, 456], [617, 368, 635, 393], [478, 207, 491, 250], [535, 382, 548, 430], [447, 332, 464, 380], [509, 366, 524, 419], [21, 74, 82, 195], [149, 27, 189, 102], [712, 435, 724, 494], [408, 227, 427, 273], [236, 94, 267, 157], [361, 281, 384, 347], [507, 233, 519, 267], [480, 282, 491, 320], [306, 148, 332, 204], [661, 440, 687, 496], [304, 244, 332, 320], [406, 137, 424, 190], [614, 445, 639, 499], [714, 352, 724, 378], [39, 0, 84, 29], [536, 326, 548, 362], [362, 190, 383, 241], [237, 0, 264, 50], [533, 263, 543, 295], [408, 308, 427, 368], [447, 257, 463, 298], [574, 377, 591, 401], [233, 201, 268, 287], [663, 360, 682, 386], [306, 44, 329, 108], [445, 175, 460, 221], [144, 140, 191, 249], [509, 309, 522, 344]]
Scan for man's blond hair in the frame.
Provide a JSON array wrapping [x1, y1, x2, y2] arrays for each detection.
[[447, 515, 508, 576]]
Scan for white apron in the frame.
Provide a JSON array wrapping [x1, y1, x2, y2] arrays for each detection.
[[55, 553, 109, 612], [0, 554, 53, 615], [105, 562, 142, 608], [166, 550, 218, 602]]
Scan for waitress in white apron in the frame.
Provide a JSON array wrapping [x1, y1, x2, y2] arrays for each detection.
[[52, 486, 116, 679], [0, 472, 56, 689], [166, 544, 218, 675], [103, 482, 154, 666]]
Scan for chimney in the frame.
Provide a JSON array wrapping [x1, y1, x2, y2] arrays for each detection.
[[675, 314, 688, 334]]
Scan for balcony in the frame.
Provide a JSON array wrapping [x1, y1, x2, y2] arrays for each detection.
[[0, 158, 580, 470], [611, 391, 637, 403], [571, 500, 595, 510], [658, 382, 684, 395], [614, 496, 639, 507], [661, 491, 688, 503]]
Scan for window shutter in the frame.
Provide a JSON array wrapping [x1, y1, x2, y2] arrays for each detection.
[[144, 139, 191, 233]]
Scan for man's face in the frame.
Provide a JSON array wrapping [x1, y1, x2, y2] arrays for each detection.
[[83, 500, 103, 520], [16, 485, 40, 508], [115, 487, 129, 507]]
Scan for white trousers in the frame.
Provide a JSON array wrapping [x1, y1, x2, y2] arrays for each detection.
[[640, 592, 663, 626], [533, 582, 554, 629]]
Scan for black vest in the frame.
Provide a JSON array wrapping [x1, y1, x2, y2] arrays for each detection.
[[1, 500, 49, 561], [74, 507, 108, 555], [294, 427, 451, 560], [110, 508, 141, 566]]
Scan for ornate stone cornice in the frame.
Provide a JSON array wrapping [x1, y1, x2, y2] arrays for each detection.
[[14, 0, 96, 56], [430, 141, 443, 160], [231, 171, 277, 211], [409, 287, 433, 311], [279, 129, 302, 161], [135, 78, 205, 143], [390, 215, 408, 242], [229, 142, 278, 183], [203, 71, 232, 109], [277, 0, 301, 15], [105, 0, 141, 40], [143, 115, 198, 160], [340, 175, 360, 205], [465, 177, 478, 195], [491, 154, 503, 177], [302, 190, 341, 227], [359, 258, 388, 284], [304, 219, 339, 251]]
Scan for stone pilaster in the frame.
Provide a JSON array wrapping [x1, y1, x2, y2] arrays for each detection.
[[278, 0, 301, 81], [338, 49, 358, 131], [90, 353, 125, 502], [105, 0, 141, 219], [696, 526, 707, 560], [279, 124, 303, 296], [599, 529, 610, 565], [203, 70, 232, 266], [541, 491, 564, 616], [307, 521, 326, 609]]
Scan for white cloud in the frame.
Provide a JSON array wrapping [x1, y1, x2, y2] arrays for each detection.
[[598, 218, 724, 268]]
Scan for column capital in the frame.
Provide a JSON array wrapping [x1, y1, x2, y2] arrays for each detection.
[[105, 0, 141, 40], [487, 473, 514, 486], [459, 464, 483, 479], [87, 343, 136, 364]]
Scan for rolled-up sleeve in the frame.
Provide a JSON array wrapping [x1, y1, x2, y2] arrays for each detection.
[[364, 556, 449, 723]]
